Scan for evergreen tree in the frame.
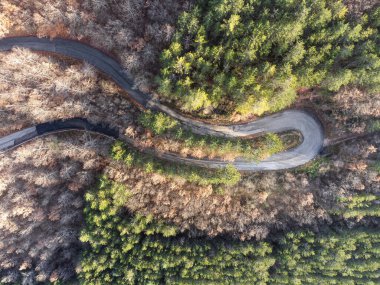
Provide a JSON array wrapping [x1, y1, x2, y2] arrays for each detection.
[[79, 177, 380, 285], [158, 1, 380, 117], [79, 177, 275, 285], [338, 194, 380, 219], [272, 230, 380, 284]]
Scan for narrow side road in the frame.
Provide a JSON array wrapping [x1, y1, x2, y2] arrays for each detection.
[[0, 37, 325, 171]]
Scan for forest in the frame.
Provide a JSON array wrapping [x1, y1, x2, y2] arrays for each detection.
[[0, 0, 379, 284], [79, 178, 380, 284], [158, 0, 379, 117]]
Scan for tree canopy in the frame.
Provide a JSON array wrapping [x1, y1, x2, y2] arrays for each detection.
[[80, 177, 380, 284], [158, 0, 380, 117], [79, 178, 275, 284]]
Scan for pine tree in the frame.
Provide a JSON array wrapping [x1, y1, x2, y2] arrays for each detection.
[[158, 0, 379, 117]]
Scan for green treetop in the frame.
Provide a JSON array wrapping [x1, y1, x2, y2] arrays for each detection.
[[158, 0, 379, 117]]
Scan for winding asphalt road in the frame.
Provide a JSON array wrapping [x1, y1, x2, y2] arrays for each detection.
[[0, 37, 324, 171]]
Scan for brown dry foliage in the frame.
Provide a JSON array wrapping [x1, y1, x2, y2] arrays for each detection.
[[330, 87, 380, 134], [343, 0, 379, 18], [0, 0, 192, 91], [305, 86, 379, 138], [0, 48, 140, 137], [0, 133, 111, 284], [313, 134, 379, 218]]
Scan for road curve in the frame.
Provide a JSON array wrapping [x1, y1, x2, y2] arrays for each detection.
[[0, 118, 119, 153], [0, 37, 324, 171]]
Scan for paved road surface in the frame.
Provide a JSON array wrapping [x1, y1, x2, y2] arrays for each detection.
[[0, 37, 324, 171], [0, 118, 119, 153]]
